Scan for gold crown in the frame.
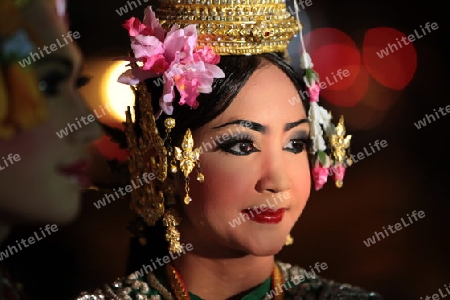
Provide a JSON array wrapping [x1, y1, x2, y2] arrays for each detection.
[[155, 0, 300, 55]]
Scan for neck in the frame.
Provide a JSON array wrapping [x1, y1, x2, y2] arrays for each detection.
[[172, 251, 274, 299]]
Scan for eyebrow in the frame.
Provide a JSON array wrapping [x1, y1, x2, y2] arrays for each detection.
[[284, 119, 310, 131], [35, 55, 74, 73], [212, 118, 310, 133]]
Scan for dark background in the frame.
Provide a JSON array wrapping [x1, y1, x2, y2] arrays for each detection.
[[4, 0, 449, 299]]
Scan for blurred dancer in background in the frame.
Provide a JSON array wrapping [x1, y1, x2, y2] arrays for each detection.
[[0, 0, 101, 298]]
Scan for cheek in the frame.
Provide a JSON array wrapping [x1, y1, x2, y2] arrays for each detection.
[[1, 114, 62, 167], [189, 155, 249, 210], [287, 156, 311, 214], [183, 149, 311, 228], [0, 117, 78, 223]]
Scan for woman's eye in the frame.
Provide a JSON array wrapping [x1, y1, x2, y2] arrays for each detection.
[[284, 139, 307, 154], [76, 75, 91, 88], [38, 74, 90, 97], [219, 139, 260, 156], [38, 77, 60, 97]]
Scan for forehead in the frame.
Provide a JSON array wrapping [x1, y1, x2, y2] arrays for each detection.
[[213, 63, 307, 125], [20, 0, 81, 67]]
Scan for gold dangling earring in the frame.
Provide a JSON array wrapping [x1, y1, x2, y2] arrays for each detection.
[[161, 118, 184, 254], [163, 118, 178, 174], [162, 207, 183, 254], [285, 233, 294, 246], [174, 128, 202, 205], [196, 160, 204, 183]]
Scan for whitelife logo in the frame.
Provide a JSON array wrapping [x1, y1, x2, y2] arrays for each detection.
[[266, 262, 328, 299], [0, 225, 59, 261], [228, 192, 290, 228], [376, 22, 439, 59], [414, 105, 450, 129], [18, 31, 80, 68], [0, 153, 21, 171], [93, 173, 156, 209], [288, 69, 350, 105], [420, 283, 450, 300], [55, 104, 111, 139], [115, 0, 149, 16], [132, 243, 193, 277], [363, 210, 425, 247]]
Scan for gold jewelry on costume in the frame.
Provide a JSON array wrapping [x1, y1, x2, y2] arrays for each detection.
[[167, 263, 190, 300], [155, 0, 300, 56], [163, 208, 184, 254], [126, 83, 167, 226], [285, 233, 294, 246], [174, 129, 203, 205], [272, 263, 284, 300]]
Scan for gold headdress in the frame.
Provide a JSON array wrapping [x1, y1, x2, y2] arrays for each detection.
[[119, 0, 352, 253], [155, 0, 299, 55]]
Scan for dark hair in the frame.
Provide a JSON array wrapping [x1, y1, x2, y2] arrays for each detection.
[[146, 52, 309, 145], [126, 52, 310, 273]]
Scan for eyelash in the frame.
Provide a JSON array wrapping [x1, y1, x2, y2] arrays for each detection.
[[283, 137, 310, 154], [218, 134, 259, 156], [217, 134, 310, 156], [38, 74, 91, 97]]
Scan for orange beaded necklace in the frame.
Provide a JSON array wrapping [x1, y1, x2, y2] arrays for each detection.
[[166, 262, 284, 300]]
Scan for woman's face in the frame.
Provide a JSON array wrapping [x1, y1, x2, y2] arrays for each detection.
[[0, 0, 101, 225], [181, 62, 311, 257]]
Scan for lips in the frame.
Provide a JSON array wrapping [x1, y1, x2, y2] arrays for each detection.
[[57, 160, 90, 188], [241, 208, 286, 224]]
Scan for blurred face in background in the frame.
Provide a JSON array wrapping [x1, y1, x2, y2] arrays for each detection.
[[0, 0, 102, 225]]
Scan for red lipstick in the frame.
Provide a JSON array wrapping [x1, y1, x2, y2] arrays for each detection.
[[58, 160, 90, 187], [241, 208, 286, 224]]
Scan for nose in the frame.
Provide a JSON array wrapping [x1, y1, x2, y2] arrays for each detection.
[[255, 149, 291, 193], [69, 95, 103, 145]]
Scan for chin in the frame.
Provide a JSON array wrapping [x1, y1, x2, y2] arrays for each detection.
[[250, 246, 284, 257], [37, 190, 81, 225], [237, 235, 286, 257]]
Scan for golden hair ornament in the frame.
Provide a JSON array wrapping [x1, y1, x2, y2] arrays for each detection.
[[125, 83, 167, 226], [174, 128, 204, 205]]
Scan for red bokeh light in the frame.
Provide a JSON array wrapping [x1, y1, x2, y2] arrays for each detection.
[[363, 27, 417, 90], [93, 122, 128, 161], [320, 65, 370, 107], [312, 44, 361, 91]]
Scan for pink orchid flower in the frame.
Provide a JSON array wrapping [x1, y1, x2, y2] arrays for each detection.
[[175, 76, 200, 108], [308, 82, 321, 102], [143, 7, 165, 41], [123, 17, 152, 37], [194, 46, 220, 64], [118, 7, 225, 115], [312, 163, 329, 190]]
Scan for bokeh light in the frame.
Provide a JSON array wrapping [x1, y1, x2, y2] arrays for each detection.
[[304, 28, 368, 107], [363, 27, 417, 90], [320, 65, 370, 107], [102, 60, 135, 122]]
